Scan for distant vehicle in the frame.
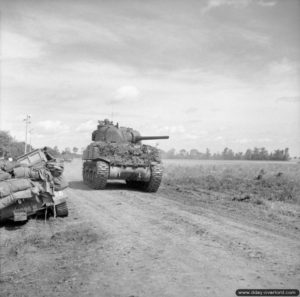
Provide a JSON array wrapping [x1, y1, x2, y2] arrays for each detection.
[[0, 149, 68, 223], [82, 119, 169, 192]]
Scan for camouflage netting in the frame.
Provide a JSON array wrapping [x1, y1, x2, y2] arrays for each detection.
[[84, 142, 161, 166]]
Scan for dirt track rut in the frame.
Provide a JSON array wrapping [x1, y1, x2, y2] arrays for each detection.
[[63, 160, 300, 297]]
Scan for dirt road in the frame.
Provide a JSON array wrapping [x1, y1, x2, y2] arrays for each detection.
[[1, 160, 299, 297]]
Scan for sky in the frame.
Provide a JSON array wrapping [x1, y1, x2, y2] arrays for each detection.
[[0, 0, 299, 155]]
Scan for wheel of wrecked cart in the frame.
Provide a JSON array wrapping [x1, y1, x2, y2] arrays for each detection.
[[141, 164, 163, 193], [55, 202, 69, 217], [93, 161, 109, 190]]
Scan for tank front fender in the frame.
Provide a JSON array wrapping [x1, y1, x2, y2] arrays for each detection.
[[109, 165, 151, 181]]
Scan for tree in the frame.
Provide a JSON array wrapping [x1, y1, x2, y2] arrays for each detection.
[[284, 148, 290, 161], [179, 149, 188, 158], [73, 147, 79, 154], [64, 147, 71, 154], [244, 149, 253, 160], [165, 148, 176, 159], [0, 131, 12, 157], [53, 146, 60, 155], [190, 149, 200, 159], [205, 148, 211, 160], [0, 130, 33, 159]]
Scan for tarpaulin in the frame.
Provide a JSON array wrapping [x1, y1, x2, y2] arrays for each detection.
[[53, 175, 69, 191], [0, 179, 32, 198], [0, 170, 11, 181], [0, 189, 33, 209], [13, 167, 40, 180]]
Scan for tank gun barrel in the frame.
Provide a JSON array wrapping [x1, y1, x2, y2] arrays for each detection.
[[135, 136, 169, 142]]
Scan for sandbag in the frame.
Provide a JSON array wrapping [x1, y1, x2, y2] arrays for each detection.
[[1, 161, 23, 173], [53, 174, 69, 191], [0, 189, 33, 209], [0, 170, 11, 181], [0, 179, 32, 198], [13, 167, 40, 180]]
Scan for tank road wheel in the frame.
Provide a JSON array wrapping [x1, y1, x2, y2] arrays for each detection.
[[88, 168, 93, 185], [93, 161, 109, 190], [142, 164, 163, 193], [86, 169, 91, 184], [91, 168, 98, 189], [55, 202, 69, 217]]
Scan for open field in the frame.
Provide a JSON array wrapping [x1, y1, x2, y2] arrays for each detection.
[[0, 159, 299, 297], [162, 159, 300, 235]]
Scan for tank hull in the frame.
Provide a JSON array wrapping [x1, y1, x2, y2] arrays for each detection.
[[82, 134, 166, 192], [82, 159, 163, 192]]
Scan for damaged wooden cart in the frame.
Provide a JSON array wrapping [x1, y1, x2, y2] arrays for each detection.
[[0, 149, 68, 223]]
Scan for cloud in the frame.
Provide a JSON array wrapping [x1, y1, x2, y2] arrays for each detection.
[[258, 0, 276, 7], [268, 58, 297, 76], [184, 134, 199, 140], [202, 0, 251, 13], [110, 86, 141, 103], [202, 0, 276, 13], [2, 31, 42, 59], [185, 107, 198, 114], [37, 120, 69, 133], [234, 138, 252, 144], [76, 120, 96, 132], [160, 126, 186, 134], [276, 96, 300, 103]]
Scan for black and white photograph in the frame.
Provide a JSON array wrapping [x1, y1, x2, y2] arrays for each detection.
[[0, 0, 299, 296]]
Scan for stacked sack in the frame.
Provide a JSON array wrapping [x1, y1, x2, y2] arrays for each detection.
[[0, 157, 68, 210], [0, 169, 11, 182], [0, 178, 39, 210]]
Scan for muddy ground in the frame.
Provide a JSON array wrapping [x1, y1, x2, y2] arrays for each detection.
[[0, 159, 299, 297]]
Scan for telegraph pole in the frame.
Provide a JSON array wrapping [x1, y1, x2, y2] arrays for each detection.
[[29, 129, 33, 152], [23, 115, 31, 154]]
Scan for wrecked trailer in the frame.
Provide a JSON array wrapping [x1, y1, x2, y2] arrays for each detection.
[[0, 149, 68, 223]]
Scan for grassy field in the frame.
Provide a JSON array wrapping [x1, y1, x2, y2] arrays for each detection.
[[163, 159, 300, 202], [161, 159, 300, 232]]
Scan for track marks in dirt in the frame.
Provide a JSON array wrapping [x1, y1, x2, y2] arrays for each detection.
[[66, 182, 300, 296]]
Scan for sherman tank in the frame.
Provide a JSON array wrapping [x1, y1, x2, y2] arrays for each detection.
[[82, 119, 169, 192]]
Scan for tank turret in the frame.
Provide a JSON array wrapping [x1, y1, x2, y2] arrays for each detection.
[[92, 119, 169, 143], [82, 119, 169, 193]]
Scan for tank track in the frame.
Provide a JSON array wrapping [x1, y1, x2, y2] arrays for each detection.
[[126, 164, 163, 193], [93, 161, 109, 189], [83, 161, 109, 189]]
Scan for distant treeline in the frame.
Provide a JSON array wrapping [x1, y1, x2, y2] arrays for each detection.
[[0, 131, 81, 160], [0, 130, 293, 161], [161, 147, 291, 161], [0, 131, 33, 159]]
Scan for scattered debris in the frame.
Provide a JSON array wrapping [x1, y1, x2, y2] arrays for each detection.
[[232, 195, 251, 202], [255, 169, 266, 180]]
